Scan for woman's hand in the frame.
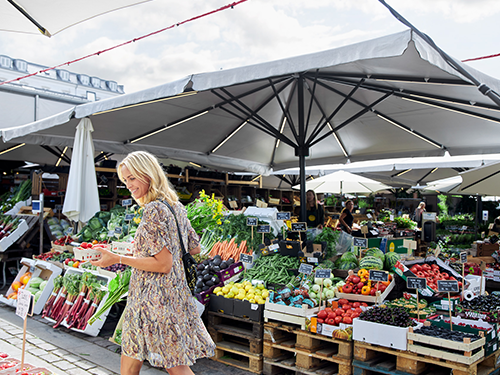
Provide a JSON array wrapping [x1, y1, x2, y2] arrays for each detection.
[[90, 247, 120, 268]]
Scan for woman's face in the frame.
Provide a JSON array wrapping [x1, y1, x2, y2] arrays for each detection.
[[306, 191, 315, 202], [346, 201, 354, 210], [121, 165, 150, 200]]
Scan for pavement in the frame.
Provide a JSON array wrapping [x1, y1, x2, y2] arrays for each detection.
[[0, 303, 255, 375]]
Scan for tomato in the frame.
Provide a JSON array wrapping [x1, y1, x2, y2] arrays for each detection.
[[410, 266, 419, 274], [335, 308, 345, 316], [352, 302, 361, 308], [317, 310, 328, 320], [422, 264, 431, 271], [441, 272, 449, 279], [342, 316, 353, 324], [81, 242, 88, 249], [326, 318, 336, 325], [317, 318, 324, 324], [431, 264, 440, 270], [361, 302, 368, 307], [334, 316, 342, 325], [328, 312, 336, 320], [338, 299, 349, 305], [342, 304, 351, 311], [355, 307, 363, 314], [415, 264, 423, 271], [351, 312, 360, 319], [324, 307, 333, 314], [342, 284, 353, 293]]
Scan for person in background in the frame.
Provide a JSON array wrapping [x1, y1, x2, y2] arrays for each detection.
[[91, 151, 215, 375], [306, 189, 324, 229], [491, 216, 500, 233], [414, 201, 426, 228], [339, 200, 354, 234]]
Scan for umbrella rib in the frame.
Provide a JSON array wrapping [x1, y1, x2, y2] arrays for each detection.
[[7, 0, 49, 36], [304, 71, 320, 140], [309, 93, 392, 147], [267, 78, 300, 143], [270, 82, 297, 166], [460, 169, 500, 192]]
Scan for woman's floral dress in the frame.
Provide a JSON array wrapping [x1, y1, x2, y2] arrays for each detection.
[[121, 201, 215, 368]]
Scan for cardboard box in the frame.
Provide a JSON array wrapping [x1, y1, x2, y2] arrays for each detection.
[[208, 294, 234, 315], [476, 242, 499, 256], [353, 317, 419, 350], [0, 218, 29, 252], [28, 260, 63, 314], [233, 299, 264, 321], [216, 262, 244, 283], [0, 258, 36, 306], [335, 278, 395, 304]]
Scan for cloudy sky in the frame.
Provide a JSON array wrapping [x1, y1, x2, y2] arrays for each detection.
[[1, 0, 499, 94]]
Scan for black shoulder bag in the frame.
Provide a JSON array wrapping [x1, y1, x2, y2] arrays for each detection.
[[160, 200, 197, 295]]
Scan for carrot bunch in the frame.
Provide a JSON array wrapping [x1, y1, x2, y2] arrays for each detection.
[[209, 238, 251, 261]]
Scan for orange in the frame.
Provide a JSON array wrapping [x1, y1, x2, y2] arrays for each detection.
[[20, 272, 31, 285], [11, 281, 22, 292], [72, 261, 80, 268]]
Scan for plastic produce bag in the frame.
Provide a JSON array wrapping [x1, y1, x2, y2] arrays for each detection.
[[335, 230, 353, 255]]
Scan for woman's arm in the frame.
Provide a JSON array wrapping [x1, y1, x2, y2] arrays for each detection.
[[339, 212, 351, 233], [189, 245, 201, 255], [318, 205, 324, 229], [90, 246, 172, 274]]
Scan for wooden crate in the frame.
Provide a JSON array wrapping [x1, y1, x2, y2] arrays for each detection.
[[208, 311, 263, 339], [264, 358, 343, 375], [264, 300, 318, 330], [354, 341, 496, 375], [407, 325, 485, 365], [211, 345, 263, 374], [209, 328, 263, 355]]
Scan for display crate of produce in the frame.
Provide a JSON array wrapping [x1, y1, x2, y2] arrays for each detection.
[[27, 260, 63, 314], [0, 257, 36, 307], [335, 277, 395, 304], [455, 305, 500, 323], [111, 241, 134, 255], [476, 241, 499, 256], [407, 322, 485, 365], [216, 262, 244, 283], [195, 282, 223, 305], [430, 296, 460, 312], [50, 241, 67, 252], [0, 218, 29, 252], [352, 317, 420, 351], [233, 299, 264, 322], [73, 247, 102, 262], [209, 294, 234, 315], [264, 299, 319, 330]]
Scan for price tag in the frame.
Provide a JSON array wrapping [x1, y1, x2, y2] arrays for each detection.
[[367, 213, 372, 219], [125, 213, 134, 221], [247, 217, 258, 226], [29, 265, 36, 273], [315, 269, 331, 279], [256, 225, 271, 233], [331, 214, 340, 220], [298, 263, 313, 275], [122, 198, 132, 206], [370, 230, 378, 236], [437, 279, 459, 293], [483, 210, 489, 221], [229, 200, 238, 209], [114, 227, 123, 235], [251, 304, 259, 311], [108, 230, 114, 237], [268, 243, 280, 252], [423, 212, 436, 221], [460, 251, 468, 263], [361, 226, 368, 234], [55, 204, 63, 210], [369, 270, 389, 282], [256, 200, 268, 208], [66, 227, 74, 234], [57, 191, 65, 197], [307, 257, 319, 263], [16, 289, 34, 319], [240, 254, 253, 263], [291, 222, 307, 232], [276, 212, 291, 221], [100, 204, 108, 210], [462, 225, 468, 231], [251, 279, 265, 286], [390, 214, 394, 221], [489, 223, 495, 230], [407, 277, 427, 290], [353, 237, 368, 248]]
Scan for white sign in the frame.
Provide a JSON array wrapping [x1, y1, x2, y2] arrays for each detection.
[[483, 210, 489, 221], [16, 289, 33, 320], [422, 212, 437, 221]]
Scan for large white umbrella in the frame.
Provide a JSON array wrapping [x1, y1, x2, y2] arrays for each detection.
[[293, 170, 390, 195], [0, 0, 150, 37], [420, 176, 462, 194], [62, 118, 100, 223], [458, 161, 500, 196]]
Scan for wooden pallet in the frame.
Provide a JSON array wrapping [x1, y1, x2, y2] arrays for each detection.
[[209, 328, 263, 355], [208, 310, 264, 339], [264, 358, 341, 375], [212, 344, 263, 374], [354, 341, 498, 375]]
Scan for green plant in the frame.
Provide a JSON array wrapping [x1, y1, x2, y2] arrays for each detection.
[[437, 194, 449, 216], [394, 216, 417, 229]]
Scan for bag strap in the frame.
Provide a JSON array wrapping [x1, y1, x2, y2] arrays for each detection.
[[160, 200, 187, 256]]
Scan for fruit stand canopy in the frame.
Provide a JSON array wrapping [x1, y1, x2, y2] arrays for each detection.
[[2, 29, 500, 176]]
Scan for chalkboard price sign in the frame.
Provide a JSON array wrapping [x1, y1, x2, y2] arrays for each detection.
[[460, 251, 467, 264], [240, 254, 253, 263], [407, 277, 427, 290], [353, 237, 368, 248], [298, 263, 314, 275], [276, 212, 291, 221], [437, 279, 459, 293], [246, 217, 258, 226], [114, 226, 123, 235], [57, 191, 65, 197], [291, 222, 307, 232], [125, 213, 134, 221], [369, 270, 389, 282], [256, 225, 271, 233], [122, 199, 133, 206], [315, 269, 331, 279]]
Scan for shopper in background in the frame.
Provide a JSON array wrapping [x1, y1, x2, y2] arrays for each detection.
[[414, 201, 426, 228], [306, 189, 324, 229], [339, 200, 354, 234], [91, 151, 215, 375], [491, 216, 500, 233]]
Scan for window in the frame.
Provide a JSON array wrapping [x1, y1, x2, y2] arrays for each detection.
[[14, 59, 28, 72], [0, 56, 12, 69], [57, 70, 70, 81], [86, 91, 96, 101], [78, 74, 90, 85]]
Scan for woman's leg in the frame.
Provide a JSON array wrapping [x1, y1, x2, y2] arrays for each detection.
[[121, 354, 143, 375], [166, 365, 194, 375]]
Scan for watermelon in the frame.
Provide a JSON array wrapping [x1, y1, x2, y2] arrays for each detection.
[[340, 251, 359, 266], [384, 252, 401, 271], [338, 261, 358, 270], [359, 256, 383, 270], [365, 248, 385, 262]]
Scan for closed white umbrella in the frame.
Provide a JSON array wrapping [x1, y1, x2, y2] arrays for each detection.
[[293, 170, 390, 195], [62, 118, 100, 223]]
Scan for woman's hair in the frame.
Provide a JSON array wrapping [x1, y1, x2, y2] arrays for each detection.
[[345, 200, 353, 208], [418, 202, 426, 209], [306, 190, 317, 210], [117, 151, 178, 206], [495, 216, 500, 226]]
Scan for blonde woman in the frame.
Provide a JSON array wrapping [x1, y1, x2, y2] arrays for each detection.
[[414, 201, 426, 228], [91, 151, 215, 375]]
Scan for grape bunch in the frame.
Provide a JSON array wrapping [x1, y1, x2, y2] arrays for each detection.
[[104, 263, 129, 273], [415, 326, 481, 342], [359, 306, 416, 327], [461, 294, 500, 311]]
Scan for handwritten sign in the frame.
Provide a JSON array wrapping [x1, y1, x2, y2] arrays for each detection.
[[276, 212, 291, 221], [407, 277, 427, 290], [460, 251, 468, 264], [114, 226, 123, 235], [437, 279, 459, 293], [353, 237, 368, 248], [315, 269, 331, 279], [125, 213, 134, 221], [291, 222, 307, 232], [229, 200, 238, 209], [331, 214, 340, 220], [246, 217, 258, 226], [57, 191, 65, 197], [298, 263, 314, 275], [100, 204, 108, 210], [256, 225, 271, 233], [16, 289, 34, 320], [240, 254, 253, 263], [122, 198, 132, 206], [55, 204, 63, 211], [361, 226, 369, 234], [369, 270, 389, 282]]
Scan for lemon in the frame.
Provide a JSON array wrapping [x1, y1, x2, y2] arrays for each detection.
[[222, 286, 230, 294], [261, 290, 269, 298], [246, 293, 255, 300], [230, 286, 239, 294], [216, 291, 224, 296], [256, 283, 265, 290], [255, 296, 265, 304], [228, 281, 235, 285], [227, 292, 235, 299], [213, 287, 222, 294], [238, 288, 246, 295], [254, 289, 262, 295], [249, 298, 256, 303], [245, 284, 252, 291]]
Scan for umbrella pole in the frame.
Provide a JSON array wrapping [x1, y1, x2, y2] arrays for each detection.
[[297, 76, 308, 223], [299, 152, 307, 222]]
